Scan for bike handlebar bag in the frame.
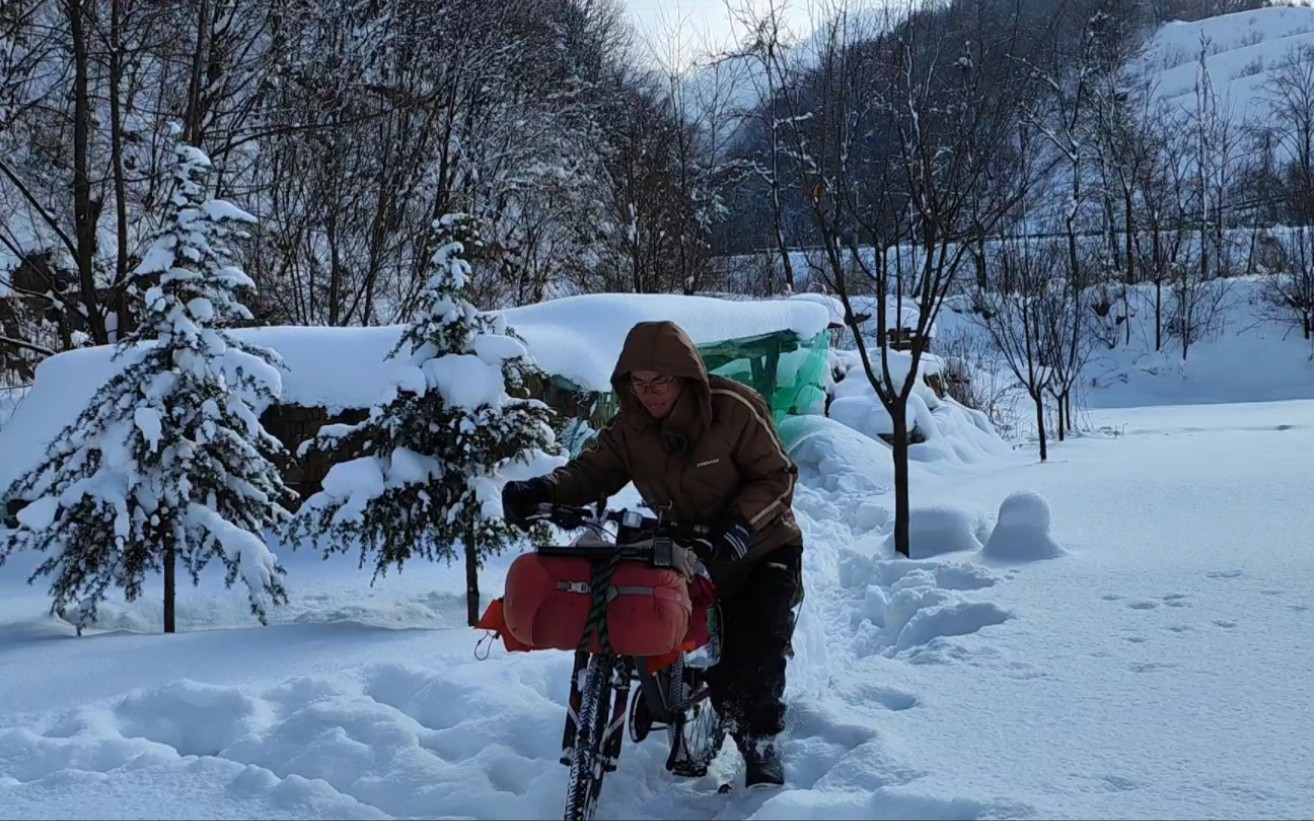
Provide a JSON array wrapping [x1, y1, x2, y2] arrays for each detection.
[[501, 553, 692, 657]]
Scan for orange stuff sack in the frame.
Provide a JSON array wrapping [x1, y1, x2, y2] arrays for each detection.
[[501, 552, 692, 657]]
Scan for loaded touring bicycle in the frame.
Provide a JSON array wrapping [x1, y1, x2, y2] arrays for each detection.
[[477, 502, 730, 821]]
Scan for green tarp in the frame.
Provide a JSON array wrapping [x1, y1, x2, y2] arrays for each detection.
[[556, 329, 831, 457]]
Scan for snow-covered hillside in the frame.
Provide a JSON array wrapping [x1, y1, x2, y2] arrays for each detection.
[[1136, 5, 1314, 138], [933, 275, 1314, 444]]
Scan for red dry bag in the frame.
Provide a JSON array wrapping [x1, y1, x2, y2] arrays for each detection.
[[500, 552, 692, 657]]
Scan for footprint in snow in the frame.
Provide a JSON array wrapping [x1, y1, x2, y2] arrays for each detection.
[[1206, 570, 1245, 580], [1290, 605, 1310, 613], [1162, 594, 1189, 607], [1213, 620, 1238, 629], [843, 681, 920, 712], [1129, 662, 1178, 673], [1126, 600, 1159, 610], [1089, 774, 1142, 792]]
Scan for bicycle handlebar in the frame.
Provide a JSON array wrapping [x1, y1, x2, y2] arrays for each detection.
[[525, 503, 658, 532], [527, 503, 713, 540], [525, 503, 717, 568]]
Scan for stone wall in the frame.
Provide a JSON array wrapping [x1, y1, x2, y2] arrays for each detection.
[[260, 403, 368, 505]]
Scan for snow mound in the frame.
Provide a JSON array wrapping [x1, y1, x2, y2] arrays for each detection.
[[0, 661, 572, 820], [111, 679, 271, 757], [886, 504, 991, 559], [778, 415, 897, 537], [982, 491, 1066, 562], [825, 348, 1011, 476]]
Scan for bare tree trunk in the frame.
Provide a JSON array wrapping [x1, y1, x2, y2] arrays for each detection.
[[465, 528, 480, 627], [1155, 276, 1163, 352], [68, 0, 109, 345], [1034, 390, 1048, 462], [164, 543, 176, 634], [1124, 189, 1136, 285], [891, 404, 911, 557], [108, 0, 130, 339], [183, 0, 210, 146]]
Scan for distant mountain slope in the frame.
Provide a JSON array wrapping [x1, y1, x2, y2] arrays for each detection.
[[1134, 6, 1314, 132]]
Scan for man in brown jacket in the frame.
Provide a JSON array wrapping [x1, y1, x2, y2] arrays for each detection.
[[502, 319, 804, 789]]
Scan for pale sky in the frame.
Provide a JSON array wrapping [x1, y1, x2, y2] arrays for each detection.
[[621, 0, 819, 68], [621, 0, 890, 69]]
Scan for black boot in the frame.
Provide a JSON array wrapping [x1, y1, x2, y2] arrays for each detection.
[[740, 736, 784, 789]]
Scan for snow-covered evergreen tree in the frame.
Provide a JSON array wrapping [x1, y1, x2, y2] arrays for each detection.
[[0, 138, 297, 633], [291, 213, 560, 618]]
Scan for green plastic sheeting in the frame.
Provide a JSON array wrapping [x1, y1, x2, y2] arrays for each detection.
[[556, 329, 830, 457]]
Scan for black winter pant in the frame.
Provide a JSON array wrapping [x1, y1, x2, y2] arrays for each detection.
[[706, 543, 803, 742]]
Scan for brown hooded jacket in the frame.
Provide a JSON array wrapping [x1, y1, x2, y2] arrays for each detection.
[[542, 320, 803, 591]]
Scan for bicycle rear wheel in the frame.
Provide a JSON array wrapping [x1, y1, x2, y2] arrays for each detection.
[[665, 661, 726, 777], [565, 653, 615, 821]]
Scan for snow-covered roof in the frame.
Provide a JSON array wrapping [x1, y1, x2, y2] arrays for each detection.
[[0, 293, 829, 491], [498, 293, 828, 393]]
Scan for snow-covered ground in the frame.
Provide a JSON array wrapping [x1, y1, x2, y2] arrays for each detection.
[[4, 257, 1314, 819], [3, 391, 1313, 819], [931, 276, 1314, 442]]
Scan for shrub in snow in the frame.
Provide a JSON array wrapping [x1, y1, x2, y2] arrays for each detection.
[[981, 491, 1065, 562], [0, 139, 297, 632], [290, 213, 560, 620]]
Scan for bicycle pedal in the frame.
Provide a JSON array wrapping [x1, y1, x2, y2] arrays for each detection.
[[668, 760, 709, 778]]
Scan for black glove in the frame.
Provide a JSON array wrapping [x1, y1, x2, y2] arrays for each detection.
[[502, 477, 552, 529], [690, 516, 753, 563], [717, 518, 753, 562]]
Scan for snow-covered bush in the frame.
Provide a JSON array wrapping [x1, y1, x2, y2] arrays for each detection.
[[825, 345, 1010, 468], [0, 139, 296, 632]]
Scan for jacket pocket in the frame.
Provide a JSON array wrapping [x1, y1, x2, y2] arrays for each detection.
[[682, 453, 741, 517]]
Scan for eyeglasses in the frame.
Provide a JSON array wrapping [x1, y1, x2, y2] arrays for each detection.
[[630, 375, 677, 396]]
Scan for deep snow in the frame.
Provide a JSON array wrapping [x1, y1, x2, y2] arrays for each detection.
[[3, 397, 1313, 819]]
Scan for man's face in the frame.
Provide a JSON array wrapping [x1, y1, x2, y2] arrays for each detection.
[[630, 369, 683, 419]]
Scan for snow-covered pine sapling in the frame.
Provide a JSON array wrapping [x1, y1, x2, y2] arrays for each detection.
[[0, 138, 297, 634], [291, 213, 559, 625]]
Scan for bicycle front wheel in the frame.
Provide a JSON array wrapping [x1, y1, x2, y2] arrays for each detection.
[[565, 653, 616, 821]]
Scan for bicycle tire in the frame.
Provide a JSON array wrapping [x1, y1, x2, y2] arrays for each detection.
[[565, 654, 614, 821], [665, 662, 726, 777]]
